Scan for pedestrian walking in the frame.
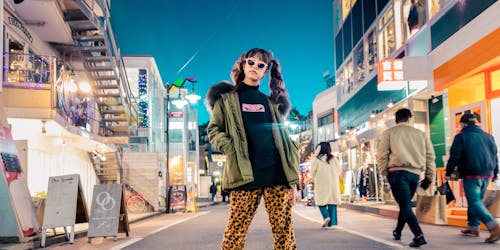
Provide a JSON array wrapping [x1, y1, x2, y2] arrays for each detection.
[[210, 182, 217, 202], [206, 48, 300, 250], [310, 142, 342, 228], [445, 113, 500, 243], [377, 108, 436, 248]]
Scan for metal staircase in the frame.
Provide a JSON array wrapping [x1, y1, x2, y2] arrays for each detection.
[[61, 0, 137, 184], [64, 0, 137, 139]]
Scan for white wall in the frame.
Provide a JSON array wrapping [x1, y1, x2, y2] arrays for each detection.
[[490, 98, 500, 165]]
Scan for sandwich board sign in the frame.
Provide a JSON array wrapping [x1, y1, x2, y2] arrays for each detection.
[[87, 184, 129, 242], [0, 126, 39, 243], [41, 174, 88, 247]]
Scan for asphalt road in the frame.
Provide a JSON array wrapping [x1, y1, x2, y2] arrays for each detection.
[[122, 203, 394, 250]]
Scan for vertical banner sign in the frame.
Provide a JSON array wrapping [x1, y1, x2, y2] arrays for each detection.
[[0, 125, 39, 242], [88, 184, 129, 242], [138, 69, 149, 128]]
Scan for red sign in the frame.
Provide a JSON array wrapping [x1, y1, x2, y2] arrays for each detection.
[[377, 59, 406, 91], [169, 111, 184, 118]]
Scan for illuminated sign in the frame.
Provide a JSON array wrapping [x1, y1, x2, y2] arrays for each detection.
[[377, 59, 406, 91], [169, 111, 184, 118]]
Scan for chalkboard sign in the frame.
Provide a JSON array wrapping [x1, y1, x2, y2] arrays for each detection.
[[43, 174, 88, 228], [41, 174, 88, 247], [169, 185, 186, 212], [88, 184, 129, 240]]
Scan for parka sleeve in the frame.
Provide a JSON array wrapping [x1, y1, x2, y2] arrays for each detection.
[[445, 135, 463, 176], [207, 99, 233, 154], [424, 136, 436, 180], [376, 131, 390, 177], [310, 158, 318, 180]]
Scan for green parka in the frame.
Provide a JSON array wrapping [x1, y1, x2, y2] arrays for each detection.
[[206, 82, 300, 190]]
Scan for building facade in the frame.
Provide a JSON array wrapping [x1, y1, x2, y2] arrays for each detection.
[[313, 0, 499, 217]]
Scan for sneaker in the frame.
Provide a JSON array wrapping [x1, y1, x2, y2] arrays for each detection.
[[460, 229, 479, 237], [393, 230, 401, 240], [409, 235, 427, 248], [321, 217, 331, 227], [485, 225, 500, 243]]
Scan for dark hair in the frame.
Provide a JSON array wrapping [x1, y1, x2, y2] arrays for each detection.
[[316, 142, 333, 164], [395, 108, 412, 123], [230, 48, 285, 103]]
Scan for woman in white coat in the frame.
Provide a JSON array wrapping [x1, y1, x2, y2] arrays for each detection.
[[311, 142, 342, 227]]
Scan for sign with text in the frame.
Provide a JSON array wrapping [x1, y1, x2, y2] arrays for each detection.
[[377, 59, 406, 91], [0, 126, 39, 241], [88, 184, 129, 239], [42, 174, 88, 228], [168, 185, 186, 212], [169, 111, 184, 118]]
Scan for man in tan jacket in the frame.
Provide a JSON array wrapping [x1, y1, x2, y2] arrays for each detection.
[[377, 108, 435, 248]]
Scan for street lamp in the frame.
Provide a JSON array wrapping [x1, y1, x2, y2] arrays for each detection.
[[164, 77, 199, 213]]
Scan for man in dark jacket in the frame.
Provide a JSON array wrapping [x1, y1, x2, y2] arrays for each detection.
[[445, 113, 499, 243]]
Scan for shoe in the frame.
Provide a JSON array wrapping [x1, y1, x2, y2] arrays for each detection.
[[409, 235, 427, 248], [321, 217, 331, 227], [393, 230, 401, 240], [460, 229, 479, 237], [485, 225, 500, 243]]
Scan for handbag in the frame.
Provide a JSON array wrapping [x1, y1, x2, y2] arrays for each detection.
[[416, 194, 448, 225], [483, 190, 500, 217], [437, 182, 455, 204]]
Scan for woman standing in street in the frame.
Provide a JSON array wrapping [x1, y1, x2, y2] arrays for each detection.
[[311, 142, 342, 228], [206, 48, 299, 249]]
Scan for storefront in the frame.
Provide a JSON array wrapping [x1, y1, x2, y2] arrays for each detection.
[[1, 9, 110, 207]]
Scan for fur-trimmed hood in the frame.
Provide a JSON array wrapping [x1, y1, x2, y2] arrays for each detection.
[[205, 81, 292, 118]]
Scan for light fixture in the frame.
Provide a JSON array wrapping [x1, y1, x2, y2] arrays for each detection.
[[78, 81, 92, 93], [387, 100, 394, 108], [172, 98, 188, 108], [185, 93, 201, 104], [431, 95, 439, 104], [185, 77, 201, 104], [41, 120, 47, 134]]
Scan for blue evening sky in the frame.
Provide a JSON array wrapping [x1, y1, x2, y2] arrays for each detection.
[[110, 0, 334, 124]]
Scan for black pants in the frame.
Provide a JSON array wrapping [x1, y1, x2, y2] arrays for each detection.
[[388, 171, 423, 237]]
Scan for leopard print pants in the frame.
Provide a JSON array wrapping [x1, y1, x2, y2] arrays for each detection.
[[221, 185, 296, 250]]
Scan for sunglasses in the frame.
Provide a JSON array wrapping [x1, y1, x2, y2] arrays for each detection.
[[246, 59, 267, 69]]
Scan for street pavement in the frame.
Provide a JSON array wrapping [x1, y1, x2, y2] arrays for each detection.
[[3, 201, 500, 249]]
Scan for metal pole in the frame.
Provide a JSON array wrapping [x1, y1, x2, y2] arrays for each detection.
[[165, 84, 170, 213]]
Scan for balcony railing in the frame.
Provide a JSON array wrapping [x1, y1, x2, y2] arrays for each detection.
[[2, 52, 60, 90]]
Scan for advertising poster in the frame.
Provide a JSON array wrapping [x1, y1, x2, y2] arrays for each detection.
[[0, 126, 39, 239], [169, 185, 186, 212]]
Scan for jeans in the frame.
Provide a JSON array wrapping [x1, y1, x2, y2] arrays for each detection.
[[463, 178, 499, 230], [319, 204, 337, 226], [388, 171, 423, 237]]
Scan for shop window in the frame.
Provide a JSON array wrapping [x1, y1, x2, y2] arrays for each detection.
[[353, 43, 365, 85], [336, 68, 344, 102], [7, 36, 26, 83], [403, 0, 427, 39], [342, 0, 354, 21], [491, 69, 500, 92], [334, 0, 343, 34], [366, 29, 378, 74], [378, 6, 396, 59]]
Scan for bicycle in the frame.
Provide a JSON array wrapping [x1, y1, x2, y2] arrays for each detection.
[[125, 192, 147, 214]]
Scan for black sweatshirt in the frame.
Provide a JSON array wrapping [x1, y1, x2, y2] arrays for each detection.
[[236, 83, 287, 190]]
